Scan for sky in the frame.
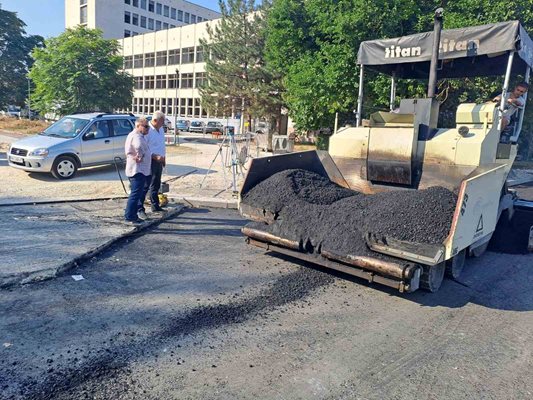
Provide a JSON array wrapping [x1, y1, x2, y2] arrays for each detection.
[[1, 0, 222, 38]]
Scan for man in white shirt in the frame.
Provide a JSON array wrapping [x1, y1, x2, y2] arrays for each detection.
[[124, 117, 151, 224], [139, 110, 167, 217]]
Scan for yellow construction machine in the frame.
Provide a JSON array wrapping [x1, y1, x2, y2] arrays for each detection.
[[239, 12, 533, 293]]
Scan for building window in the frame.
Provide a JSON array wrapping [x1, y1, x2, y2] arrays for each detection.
[[156, 20, 161, 30], [181, 47, 194, 64], [145, 76, 155, 89], [163, 5, 169, 17], [124, 55, 133, 68], [168, 49, 180, 64], [171, 7, 176, 19], [124, 11, 131, 24], [180, 98, 187, 116], [133, 54, 143, 68], [132, 0, 138, 7], [81, 0, 87, 5], [170, 24, 176, 28], [140, 16, 146, 28], [163, 22, 169, 29], [191, 14, 196, 24], [141, 0, 147, 9], [184, 12, 190, 23], [80, 6, 88, 24], [194, 98, 201, 117], [132, 31, 139, 36], [156, 51, 167, 66], [195, 46, 204, 62], [177, 10, 183, 21], [144, 52, 155, 67], [195, 72, 206, 88], [148, 0, 154, 12], [156, 75, 166, 89], [181, 73, 193, 88], [187, 98, 194, 116], [168, 74, 178, 89], [148, 18, 154, 30], [132, 13, 139, 26], [134, 76, 143, 89], [156, 2, 162, 15], [197, 17, 203, 22], [124, 0, 130, 4], [124, 30, 131, 37]]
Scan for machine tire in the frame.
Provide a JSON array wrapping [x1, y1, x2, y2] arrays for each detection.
[[51, 155, 78, 179], [420, 262, 445, 292], [445, 249, 466, 279]]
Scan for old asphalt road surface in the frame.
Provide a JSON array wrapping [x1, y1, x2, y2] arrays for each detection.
[[1, 208, 532, 400]]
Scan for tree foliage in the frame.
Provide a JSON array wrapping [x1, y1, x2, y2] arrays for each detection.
[[29, 27, 133, 116], [265, 0, 533, 137], [0, 7, 43, 110], [200, 0, 282, 126]]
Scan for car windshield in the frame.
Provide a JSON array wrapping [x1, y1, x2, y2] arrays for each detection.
[[207, 122, 217, 127], [191, 121, 202, 126], [177, 120, 188, 124], [41, 117, 89, 138]]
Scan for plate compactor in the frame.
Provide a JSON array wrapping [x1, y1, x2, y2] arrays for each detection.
[[239, 15, 533, 293]]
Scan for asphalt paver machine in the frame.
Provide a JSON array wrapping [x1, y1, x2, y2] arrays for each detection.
[[239, 12, 533, 292]]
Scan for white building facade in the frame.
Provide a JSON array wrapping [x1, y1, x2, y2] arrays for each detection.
[[66, 0, 220, 39]]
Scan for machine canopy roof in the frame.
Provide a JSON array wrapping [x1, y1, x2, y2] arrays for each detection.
[[357, 21, 533, 78]]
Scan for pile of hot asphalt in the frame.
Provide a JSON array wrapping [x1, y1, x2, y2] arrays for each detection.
[[242, 169, 458, 260]]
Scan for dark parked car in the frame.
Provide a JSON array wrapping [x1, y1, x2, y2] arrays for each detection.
[[204, 121, 224, 134]]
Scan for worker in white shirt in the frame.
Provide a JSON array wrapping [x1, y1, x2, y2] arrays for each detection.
[[138, 110, 166, 219], [124, 117, 151, 224]]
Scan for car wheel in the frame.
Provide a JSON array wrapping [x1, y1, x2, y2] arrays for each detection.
[[52, 156, 78, 179]]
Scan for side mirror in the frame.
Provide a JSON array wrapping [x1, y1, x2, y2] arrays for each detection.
[[84, 132, 95, 140]]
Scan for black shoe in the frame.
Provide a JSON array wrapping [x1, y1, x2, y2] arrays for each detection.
[[151, 206, 165, 212]]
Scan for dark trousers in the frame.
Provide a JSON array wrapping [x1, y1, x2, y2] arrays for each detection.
[[140, 159, 163, 211], [125, 173, 150, 221]]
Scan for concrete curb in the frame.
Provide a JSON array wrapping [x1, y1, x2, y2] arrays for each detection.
[[0, 205, 184, 289], [172, 195, 238, 210]]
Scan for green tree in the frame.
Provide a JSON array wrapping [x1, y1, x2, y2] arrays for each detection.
[[266, 0, 533, 139], [29, 27, 133, 116], [200, 0, 283, 131], [0, 7, 43, 110]]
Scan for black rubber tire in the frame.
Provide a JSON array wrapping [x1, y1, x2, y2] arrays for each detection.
[[420, 262, 445, 292], [51, 155, 78, 179], [445, 249, 466, 279]]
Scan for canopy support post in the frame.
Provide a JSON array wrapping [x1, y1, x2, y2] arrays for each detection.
[[498, 51, 515, 131], [511, 65, 530, 142], [356, 64, 364, 126], [428, 8, 444, 98], [390, 71, 397, 111]]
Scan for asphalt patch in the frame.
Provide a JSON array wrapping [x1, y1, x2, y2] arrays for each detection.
[[20, 268, 333, 400]]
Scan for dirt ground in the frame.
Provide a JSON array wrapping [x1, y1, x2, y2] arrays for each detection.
[[0, 133, 251, 204], [1, 208, 532, 400]]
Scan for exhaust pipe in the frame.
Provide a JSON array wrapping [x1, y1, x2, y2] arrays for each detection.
[[427, 8, 444, 98]]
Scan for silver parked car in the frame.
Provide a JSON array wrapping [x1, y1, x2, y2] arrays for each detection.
[[8, 113, 136, 179]]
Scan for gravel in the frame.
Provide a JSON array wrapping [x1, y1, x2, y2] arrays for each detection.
[[242, 169, 458, 258]]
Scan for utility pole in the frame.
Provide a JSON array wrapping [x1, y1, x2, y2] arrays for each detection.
[[174, 68, 179, 145]]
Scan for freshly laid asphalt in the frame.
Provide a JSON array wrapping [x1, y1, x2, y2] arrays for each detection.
[[1, 208, 532, 400]]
